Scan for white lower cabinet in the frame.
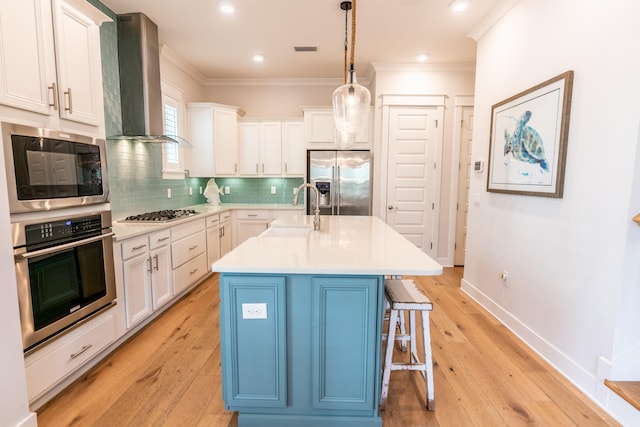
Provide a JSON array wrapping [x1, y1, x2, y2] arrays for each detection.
[[206, 214, 221, 267], [25, 308, 117, 401], [234, 210, 270, 247], [171, 218, 207, 294], [121, 229, 173, 328], [220, 211, 232, 257]]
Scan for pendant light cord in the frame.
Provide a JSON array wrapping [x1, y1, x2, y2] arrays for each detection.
[[343, 3, 349, 84], [350, 0, 357, 84]]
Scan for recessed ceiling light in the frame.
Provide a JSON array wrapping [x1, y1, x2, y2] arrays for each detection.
[[252, 53, 265, 63], [449, 0, 470, 13], [218, 1, 236, 14], [416, 54, 430, 62]]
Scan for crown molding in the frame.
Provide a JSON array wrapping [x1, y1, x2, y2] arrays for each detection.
[[371, 62, 476, 73], [160, 45, 207, 85], [468, 0, 521, 41], [203, 77, 371, 87]]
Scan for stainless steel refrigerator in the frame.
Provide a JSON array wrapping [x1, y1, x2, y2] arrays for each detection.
[[306, 150, 372, 216]]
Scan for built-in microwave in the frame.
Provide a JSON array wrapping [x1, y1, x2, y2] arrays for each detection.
[[2, 122, 109, 213]]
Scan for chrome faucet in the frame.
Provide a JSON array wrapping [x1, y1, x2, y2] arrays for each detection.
[[292, 183, 321, 230]]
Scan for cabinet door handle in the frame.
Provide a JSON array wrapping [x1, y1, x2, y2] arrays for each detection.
[[262, 163, 264, 173], [234, 163, 237, 173], [147, 257, 152, 272], [256, 163, 259, 173], [64, 87, 73, 113], [153, 254, 159, 270], [70, 344, 92, 360], [285, 163, 288, 173], [48, 82, 59, 110]]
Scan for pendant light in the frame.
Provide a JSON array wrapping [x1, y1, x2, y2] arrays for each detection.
[[332, 0, 371, 146]]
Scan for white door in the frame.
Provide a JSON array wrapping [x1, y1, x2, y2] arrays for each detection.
[[385, 107, 441, 256], [454, 107, 474, 266]]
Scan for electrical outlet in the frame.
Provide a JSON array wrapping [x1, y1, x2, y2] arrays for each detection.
[[199, 186, 203, 194], [242, 303, 267, 319], [500, 271, 509, 283], [224, 186, 230, 194], [167, 188, 172, 198], [188, 187, 193, 196], [271, 186, 276, 195]]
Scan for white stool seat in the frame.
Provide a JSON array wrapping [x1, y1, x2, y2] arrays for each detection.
[[380, 279, 435, 411]]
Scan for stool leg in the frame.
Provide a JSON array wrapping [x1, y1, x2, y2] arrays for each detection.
[[398, 309, 408, 352], [421, 310, 435, 411], [380, 308, 398, 410], [409, 310, 417, 361]]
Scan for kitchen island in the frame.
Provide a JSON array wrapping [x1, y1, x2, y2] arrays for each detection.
[[212, 215, 442, 427]]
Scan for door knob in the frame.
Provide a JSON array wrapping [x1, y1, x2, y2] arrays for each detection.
[[388, 205, 394, 210]]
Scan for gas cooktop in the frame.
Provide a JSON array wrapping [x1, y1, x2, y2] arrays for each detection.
[[122, 209, 199, 223]]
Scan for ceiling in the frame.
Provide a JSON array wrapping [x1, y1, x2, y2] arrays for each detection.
[[100, 0, 501, 82]]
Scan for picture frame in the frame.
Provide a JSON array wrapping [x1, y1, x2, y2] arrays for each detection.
[[487, 71, 574, 198]]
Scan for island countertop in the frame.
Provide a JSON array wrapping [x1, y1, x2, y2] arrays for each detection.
[[212, 214, 443, 276]]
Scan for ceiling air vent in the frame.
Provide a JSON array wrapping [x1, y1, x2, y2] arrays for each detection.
[[294, 46, 318, 52]]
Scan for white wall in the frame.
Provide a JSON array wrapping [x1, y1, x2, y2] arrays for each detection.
[[371, 64, 476, 265], [464, 0, 640, 423]]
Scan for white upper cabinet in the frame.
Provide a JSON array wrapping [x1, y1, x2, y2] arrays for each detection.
[[0, 0, 108, 130], [282, 120, 305, 176], [303, 107, 372, 149], [238, 121, 282, 176], [187, 102, 239, 177], [51, 0, 105, 126], [0, 0, 54, 115]]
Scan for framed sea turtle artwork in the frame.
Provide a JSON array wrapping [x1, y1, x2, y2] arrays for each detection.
[[487, 71, 574, 198]]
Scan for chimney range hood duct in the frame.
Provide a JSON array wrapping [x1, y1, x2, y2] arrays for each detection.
[[111, 13, 190, 146]]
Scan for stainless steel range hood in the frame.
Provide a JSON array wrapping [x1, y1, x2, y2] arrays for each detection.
[[110, 13, 190, 146]]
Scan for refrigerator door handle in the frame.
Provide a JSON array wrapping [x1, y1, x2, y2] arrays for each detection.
[[337, 165, 341, 216], [331, 165, 336, 215]]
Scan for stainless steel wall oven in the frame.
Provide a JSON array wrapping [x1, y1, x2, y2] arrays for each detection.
[[12, 210, 116, 353], [2, 122, 109, 214]]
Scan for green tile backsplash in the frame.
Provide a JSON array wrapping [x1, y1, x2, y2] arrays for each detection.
[[92, 0, 304, 220]]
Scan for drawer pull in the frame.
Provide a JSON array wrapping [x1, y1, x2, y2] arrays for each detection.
[[247, 214, 258, 217], [70, 344, 92, 360], [189, 268, 199, 275], [157, 237, 170, 242], [189, 245, 198, 251], [132, 244, 147, 251]]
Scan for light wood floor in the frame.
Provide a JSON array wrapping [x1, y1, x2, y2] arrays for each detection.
[[37, 268, 620, 426]]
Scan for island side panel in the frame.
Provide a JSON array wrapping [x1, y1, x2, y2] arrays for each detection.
[[219, 273, 384, 427]]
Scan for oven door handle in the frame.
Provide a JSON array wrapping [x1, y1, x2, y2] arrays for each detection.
[[16, 232, 115, 260]]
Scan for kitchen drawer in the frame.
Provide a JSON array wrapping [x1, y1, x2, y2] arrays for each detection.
[[25, 309, 117, 401], [172, 218, 206, 241], [121, 235, 149, 260], [220, 210, 232, 223], [149, 229, 171, 250], [173, 252, 207, 294], [206, 214, 220, 228], [172, 230, 206, 268], [236, 210, 270, 220]]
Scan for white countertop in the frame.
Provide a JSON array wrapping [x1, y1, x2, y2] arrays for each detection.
[[212, 215, 443, 276], [112, 203, 302, 241]]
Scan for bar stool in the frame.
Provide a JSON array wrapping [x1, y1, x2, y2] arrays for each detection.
[[380, 279, 435, 411]]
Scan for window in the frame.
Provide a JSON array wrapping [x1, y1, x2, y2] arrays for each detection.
[[161, 81, 186, 179]]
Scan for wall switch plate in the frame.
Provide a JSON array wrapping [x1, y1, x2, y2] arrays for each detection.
[[224, 186, 230, 194], [167, 188, 172, 198], [474, 160, 484, 172], [271, 186, 276, 194], [242, 303, 267, 319], [199, 186, 203, 194], [189, 187, 193, 196]]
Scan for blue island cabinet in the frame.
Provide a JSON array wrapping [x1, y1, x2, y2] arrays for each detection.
[[220, 273, 385, 427]]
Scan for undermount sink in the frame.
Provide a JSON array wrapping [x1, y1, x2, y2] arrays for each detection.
[[261, 226, 313, 238]]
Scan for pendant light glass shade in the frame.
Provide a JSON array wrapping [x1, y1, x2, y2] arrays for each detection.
[[332, 71, 371, 145]]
